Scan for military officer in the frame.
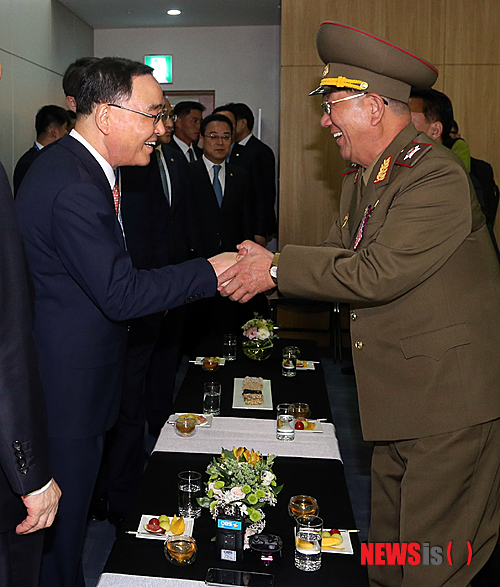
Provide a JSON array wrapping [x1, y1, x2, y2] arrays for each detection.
[[219, 22, 500, 587]]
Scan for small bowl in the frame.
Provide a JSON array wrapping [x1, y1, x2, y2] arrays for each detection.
[[164, 534, 197, 565]]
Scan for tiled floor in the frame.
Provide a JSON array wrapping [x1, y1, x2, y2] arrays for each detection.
[[82, 350, 372, 585]]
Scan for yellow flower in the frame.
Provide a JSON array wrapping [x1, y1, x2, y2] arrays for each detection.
[[244, 449, 261, 465], [232, 447, 245, 459]]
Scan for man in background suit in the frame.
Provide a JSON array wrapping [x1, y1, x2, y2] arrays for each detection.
[[170, 101, 204, 162], [13, 105, 70, 195], [16, 57, 234, 587], [0, 59, 61, 587], [231, 102, 278, 239], [213, 105, 267, 246], [187, 113, 254, 335], [102, 96, 191, 523]]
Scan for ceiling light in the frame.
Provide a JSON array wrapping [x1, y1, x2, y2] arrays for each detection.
[[167, 9, 181, 16]]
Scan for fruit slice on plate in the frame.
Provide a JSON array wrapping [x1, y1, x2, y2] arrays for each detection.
[[144, 517, 165, 534], [296, 537, 314, 550], [170, 515, 185, 535], [178, 414, 207, 425]]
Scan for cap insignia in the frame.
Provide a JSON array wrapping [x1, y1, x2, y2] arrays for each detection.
[[322, 64, 330, 78], [374, 157, 392, 184]]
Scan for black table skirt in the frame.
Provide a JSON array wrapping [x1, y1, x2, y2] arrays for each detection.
[[173, 337, 334, 424], [104, 452, 369, 586]]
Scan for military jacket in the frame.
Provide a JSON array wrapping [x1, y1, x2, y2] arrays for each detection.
[[279, 124, 500, 441]]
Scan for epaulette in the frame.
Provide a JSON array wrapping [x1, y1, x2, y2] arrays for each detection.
[[395, 141, 433, 168]]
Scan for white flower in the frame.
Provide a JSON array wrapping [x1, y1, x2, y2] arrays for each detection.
[[261, 471, 274, 486], [257, 328, 270, 340], [231, 486, 246, 499]]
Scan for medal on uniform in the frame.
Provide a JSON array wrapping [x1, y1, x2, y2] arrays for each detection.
[[353, 205, 372, 250]]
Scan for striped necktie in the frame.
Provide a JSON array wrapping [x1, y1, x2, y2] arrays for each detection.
[[112, 181, 120, 216], [213, 165, 223, 207]]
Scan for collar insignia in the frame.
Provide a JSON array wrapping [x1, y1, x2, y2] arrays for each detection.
[[404, 145, 421, 160], [374, 156, 392, 184]]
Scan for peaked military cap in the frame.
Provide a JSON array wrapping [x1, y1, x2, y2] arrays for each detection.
[[310, 22, 438, 103]]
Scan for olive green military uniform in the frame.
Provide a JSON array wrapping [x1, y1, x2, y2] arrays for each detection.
[[278, 122, 500, 584]]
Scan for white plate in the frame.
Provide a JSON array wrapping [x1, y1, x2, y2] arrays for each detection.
[[295, 420, 323, 433], [167, 413, 213, 428], [194, 357, 226, 366], [296, 360, 315, 371], [294, 528, 353, 555], [232, 378, 273, 410], [136, 514, 194, 540], [322, 530, 353, 555]]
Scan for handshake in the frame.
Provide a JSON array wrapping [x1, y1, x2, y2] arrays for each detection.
[[208, 240, 276, 303]]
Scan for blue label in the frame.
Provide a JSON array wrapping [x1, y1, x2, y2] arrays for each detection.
[[218, 519, 242, 531]]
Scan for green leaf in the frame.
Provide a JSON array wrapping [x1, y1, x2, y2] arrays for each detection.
[[272, 484, 283, 495], [197, 496, 211, 508]]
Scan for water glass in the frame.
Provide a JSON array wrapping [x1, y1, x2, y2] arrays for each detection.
[[203, 381, 221, 416], [223, 333, 237, 361], [276, 403, 295, 441], [295, 515, 323, 571], [282, 348, 297, 378], [178, 470, 202, 518], [164, 534, 197, 565]]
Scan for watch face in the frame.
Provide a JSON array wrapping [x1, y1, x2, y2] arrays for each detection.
[[270, 266, 278, 278]]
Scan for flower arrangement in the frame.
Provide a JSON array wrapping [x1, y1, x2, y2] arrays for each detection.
[[199, 447, 282, 544], [242, 313, 277, 341]]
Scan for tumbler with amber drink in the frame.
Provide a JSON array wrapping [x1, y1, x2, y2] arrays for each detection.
[[288, 495, 319, 519], [164, 535, 197, 565]]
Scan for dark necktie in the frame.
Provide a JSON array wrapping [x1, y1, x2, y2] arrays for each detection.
[[156, 149, 171, 205], [188, 147, 196, 162], [213, 165, 223, 207]]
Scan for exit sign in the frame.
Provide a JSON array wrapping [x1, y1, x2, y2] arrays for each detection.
[[144, 55, 173, 84]]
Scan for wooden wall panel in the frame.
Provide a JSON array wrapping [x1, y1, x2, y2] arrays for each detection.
[[279, 66, 345, 246], [445, 0, 500, 64]]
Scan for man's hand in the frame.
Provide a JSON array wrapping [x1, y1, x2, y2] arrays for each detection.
[[17, 479, 62, 534], [208, 252, 238, 279], [218, 240, 275, 303]]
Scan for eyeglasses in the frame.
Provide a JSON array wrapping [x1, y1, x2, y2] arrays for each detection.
[[107, 103, 175, 125], [321, 92, 367, 115], [203, 133, 232, 142]]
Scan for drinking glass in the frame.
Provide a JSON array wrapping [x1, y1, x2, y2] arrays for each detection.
[[175, 416, 196, 437], [283, 345, 300, 358], [203, 381, 221, 416], [295, 515, 323, 571], [178, 470, 202, 518], [276, 403, 295, 441], [282, 348, 296, 377], [202, 356, 219, 371], [288, 495, 319, 519], [223, 333, 237, 361], [164, 534, 197, 565], [291, 402, 310, 420]]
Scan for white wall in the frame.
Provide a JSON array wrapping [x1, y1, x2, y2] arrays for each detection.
[[0, 0, 93, 180], [94, 25, 280, 159]]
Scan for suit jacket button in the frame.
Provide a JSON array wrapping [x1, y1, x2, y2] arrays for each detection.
[[17, 457, 27, 467], [350, 311, 357, 321], [12, 441, 22, 450], [354, 341, 363, 350], [20, 466, 29, 475]]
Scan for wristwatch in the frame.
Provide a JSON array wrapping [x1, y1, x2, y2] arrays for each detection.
[[269, 252, 280, 286]]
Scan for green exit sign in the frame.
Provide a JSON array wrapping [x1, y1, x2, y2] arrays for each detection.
[[144, 55, 173, 84]]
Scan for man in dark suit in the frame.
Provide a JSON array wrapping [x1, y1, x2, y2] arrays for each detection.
[[231, 102, 278, 238], [13, 105, 70, 195], [0, 61, 61, 586], [213, 105, 268, 246], [186, 113, 254, 335], [170, 101, 204, 162], [102, 96, 191, 523], [15, 57, 234, 587]]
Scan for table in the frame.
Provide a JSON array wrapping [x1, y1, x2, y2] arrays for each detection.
[[154, 417, 342, 461], [99, 452, 369, 586], [172, 338, 334, 424]]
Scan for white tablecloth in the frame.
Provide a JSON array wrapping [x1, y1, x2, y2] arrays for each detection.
[[97, 573, 202, 586], [153, 417, 342, 461]]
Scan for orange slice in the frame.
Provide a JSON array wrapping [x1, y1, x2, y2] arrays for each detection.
[[170, 515, 185, 535]]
